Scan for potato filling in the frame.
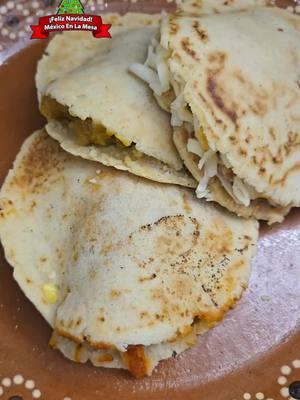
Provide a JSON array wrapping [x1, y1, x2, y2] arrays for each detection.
[[41, 96, 134, 148]]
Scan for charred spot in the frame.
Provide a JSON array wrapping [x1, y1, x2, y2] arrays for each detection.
[[139, 223, 152, 232], [277, 27, 284, 32], [26, 278, 32, 284], [181, 37, 199, 61], [207, 75, 238, 126], [296, 81, 300, 89], [211, 298, 219, 307], [193, 21, 209, 43], [239, 148, 247, 156], [229, 136, 237, 143], [139, 273, 157, 282], [153, 215, 184, 227], [244, 234, 252, 240], [252, 155, 258, 165], [272, 155, 281, 164]]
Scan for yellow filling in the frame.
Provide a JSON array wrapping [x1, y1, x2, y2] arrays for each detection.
[[41, 96, 133, 148], [42, 283, 58, 304], [195, 128, 209, 151]]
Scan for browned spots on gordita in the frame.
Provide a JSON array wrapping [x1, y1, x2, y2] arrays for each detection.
[[233, 69, 272, 113], [271, 162, 300, 186], [249, 99, 268, 117], [154, 214, 185, 229], [173, 52, 182, 62], [245, 135, 252, 144], [110, 289, 121, 298], [55, 328, 82, 344], [234, 72, 246, 85], [272, 155, 282, 164], [267, 127, 276, 141], [296, 81, 300, 89], [239, 148, 247, 156], [169, 16, 179, 35], [192, 0, 203, 7], [270, 131, 300, 166], [8, 131, 66, 195], [140, 311, 149, 319], [285, 131, 300, 156], [181, 37, 199, 61], [208, 51, 226, 65], [223, 0, 235, 5], [193, 21, 209, 43], [30, 200, 37, 210], [207, 75, 238, 125], [139, 273, 157, 283], [259, 167, 266, 175]]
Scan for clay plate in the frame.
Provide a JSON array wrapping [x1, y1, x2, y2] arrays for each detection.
[[0, 1, 299, 399]]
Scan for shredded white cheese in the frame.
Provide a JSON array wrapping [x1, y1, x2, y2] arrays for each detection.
[[130, 34, 261, 208]]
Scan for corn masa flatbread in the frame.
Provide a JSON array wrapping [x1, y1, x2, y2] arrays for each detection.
[[37, 17, 196, 188], [0, 131, 258, 377], [131, 6, 300, 223]]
